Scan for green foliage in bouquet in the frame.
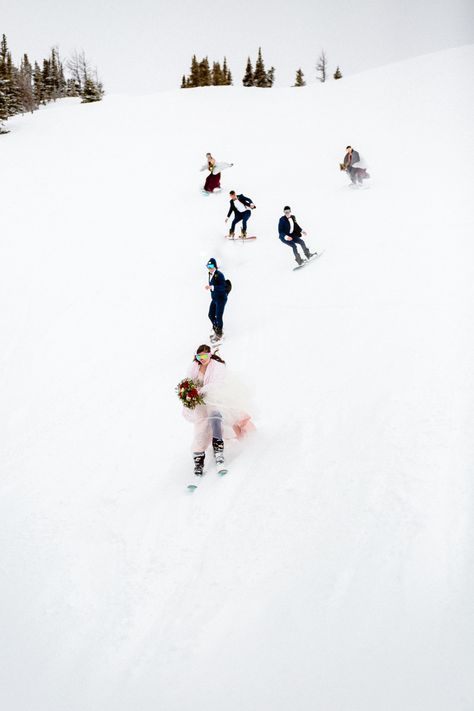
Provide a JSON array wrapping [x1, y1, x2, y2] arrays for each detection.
[[176, 378, 205, 409]]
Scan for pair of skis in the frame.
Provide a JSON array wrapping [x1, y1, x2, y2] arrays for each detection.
[[187, 467, 228, 492]]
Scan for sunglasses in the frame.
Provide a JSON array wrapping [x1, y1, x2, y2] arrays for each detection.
[[195, 352, 211, 361]]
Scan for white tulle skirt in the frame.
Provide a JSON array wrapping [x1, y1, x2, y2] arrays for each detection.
[[183, 371, 255, 452]]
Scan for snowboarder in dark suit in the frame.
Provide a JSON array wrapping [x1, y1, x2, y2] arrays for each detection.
[[278, 206, 316, 265], [205, 257, 228, 342], [225, 191, 256, 238]]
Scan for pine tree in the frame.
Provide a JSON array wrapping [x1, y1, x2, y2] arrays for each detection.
[[222, 57, 232, 86], [0, 35, 11, 120], [316, 50, 327, 83], [180, 74, 187, 88], [242, 57, 254, 87], [198, 57, 211, 86], [293, 68, 305, 87], [19, 54, 36, 112], [333, 66, 343, 80], [266, 66, 275, 88], [81, 72, 103, 103], [211, 61, 224, 86], [6, 55, 23, 115], [253, 47, 268, 87], [187, 55, 200, 87], [0, 77, 8, 122], [49, 48, 67, 99], [42, 59, 53, 101], [33, 61, 45, 104]]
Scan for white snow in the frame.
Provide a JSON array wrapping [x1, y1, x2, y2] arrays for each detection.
[[1, 45, 473, 711]]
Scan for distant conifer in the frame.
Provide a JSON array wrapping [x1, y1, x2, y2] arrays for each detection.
[[242, 57, 254, 87], [33, 62, 45, 104], [253, 47, 268, 87], [81, 73, 103, 103], [212, 61, 224, 86], [0, 35, 11, 119], [266, 66, 275, 87], [294, 68, 305, 87], [222, 57, 232, 85], [333, 66, 343, 80], [188, 55, 200, 87], [199, 57, 211, 86], [19, 54, 35, 112]]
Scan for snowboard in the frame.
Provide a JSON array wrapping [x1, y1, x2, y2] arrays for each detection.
[[293, 250, 325, 271], [225, 235, 257, 241]]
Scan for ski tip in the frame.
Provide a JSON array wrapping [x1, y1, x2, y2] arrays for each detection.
[[218, 469, 228, 477], [187, 484, 198, 492]]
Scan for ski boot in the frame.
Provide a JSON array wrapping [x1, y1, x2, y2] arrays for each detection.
[[210, 328, 223, 344], [228, 230, 235, 239], [240, 230, 247, 239], [212, 438, 224, 466], [295, 253, 304, 266], [304, 249, 317, 260], [193, 451, 205, 476]]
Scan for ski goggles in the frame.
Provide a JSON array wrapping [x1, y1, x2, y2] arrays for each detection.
[[206, 263, 216, 269], [284, 209, 291, 214], [195, 352, 211, 362]]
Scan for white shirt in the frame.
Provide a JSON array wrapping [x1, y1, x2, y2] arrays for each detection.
[[233, 199, 247, 213], [288, 217, 294, 234]]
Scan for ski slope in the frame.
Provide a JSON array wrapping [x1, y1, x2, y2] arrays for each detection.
[[1, 46, 473, 711]]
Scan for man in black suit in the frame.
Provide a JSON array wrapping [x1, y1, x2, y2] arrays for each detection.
[[225, 191, 256, 238], [278, 206, 316, 266]]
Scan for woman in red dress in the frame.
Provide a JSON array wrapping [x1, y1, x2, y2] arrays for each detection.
[[201, 153, 233, 193]]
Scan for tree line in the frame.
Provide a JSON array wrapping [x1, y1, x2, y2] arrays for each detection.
[[181, 56, 233, 88], [0, 33, 104, 132], [181, 48, 343, 88]]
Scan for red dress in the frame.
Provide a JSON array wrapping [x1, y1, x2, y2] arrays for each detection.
[[204, 162, 221, 192]]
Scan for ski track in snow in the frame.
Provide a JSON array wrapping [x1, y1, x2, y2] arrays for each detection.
[[1, 46, 474, 711]]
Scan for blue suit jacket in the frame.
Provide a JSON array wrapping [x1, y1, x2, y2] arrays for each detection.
[[278, 214, 303, 240]]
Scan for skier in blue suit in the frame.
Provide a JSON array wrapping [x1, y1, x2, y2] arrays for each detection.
[[205, 257, 228, 342], [278, 206, 316, 266], [225, 191, 256, 238]]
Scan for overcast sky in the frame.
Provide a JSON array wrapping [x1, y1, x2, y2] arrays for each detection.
[[1, 0, 473, 93]]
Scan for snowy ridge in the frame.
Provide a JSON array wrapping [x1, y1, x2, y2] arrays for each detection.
[[1, 46, 473, 711]]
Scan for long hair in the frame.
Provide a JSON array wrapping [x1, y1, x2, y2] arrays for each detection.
[[194, 344, 226, 364]]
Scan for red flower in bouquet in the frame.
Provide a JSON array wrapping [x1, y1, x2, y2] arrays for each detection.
[[176, 378, 205, 409]]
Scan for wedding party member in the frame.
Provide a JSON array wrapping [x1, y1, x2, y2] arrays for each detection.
[[200, 152, 233, 193], [341, 145, 370, 185], [278, 206, 317, 266], [205, 257, 230, 343], [225, 190, 255, 238], [182, 345, 255, 480]]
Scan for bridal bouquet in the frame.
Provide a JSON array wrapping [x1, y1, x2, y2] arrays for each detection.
[[176, 378, 205, 409]]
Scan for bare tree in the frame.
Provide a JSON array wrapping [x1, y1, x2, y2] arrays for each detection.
[[316, 50, 327, 83], [67, 50, 89, 93]]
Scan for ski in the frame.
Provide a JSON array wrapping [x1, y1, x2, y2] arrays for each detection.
[[217, 468, 228, 477], [187, 483, 198, 492], [225, 235, 257, 241], [293, 250, 325, 271]]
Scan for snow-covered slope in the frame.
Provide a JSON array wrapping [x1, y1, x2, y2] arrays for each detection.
[[1, 46, 473, 711]]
